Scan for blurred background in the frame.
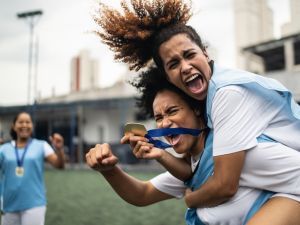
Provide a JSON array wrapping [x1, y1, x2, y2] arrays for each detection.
[[0, 0, 300, 223], [1, 0, 299, 165]]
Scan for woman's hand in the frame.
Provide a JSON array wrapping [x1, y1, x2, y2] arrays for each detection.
[[184, 188, 193, 208], [49, 133, 64, 151], [85, 143, 118, 172]]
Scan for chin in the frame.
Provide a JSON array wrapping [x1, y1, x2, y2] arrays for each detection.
[[173, 148, 186, 155]]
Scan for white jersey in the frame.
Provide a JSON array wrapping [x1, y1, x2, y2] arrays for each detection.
[[150, 172, 262, 225], [212, 85, 300, 198]]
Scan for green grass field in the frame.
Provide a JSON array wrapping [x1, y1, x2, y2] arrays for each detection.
[[45, 169, 187, 225]]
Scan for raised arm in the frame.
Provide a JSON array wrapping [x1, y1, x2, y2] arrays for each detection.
[[46, 133, 65, 169], [86, 143, 174, 206]]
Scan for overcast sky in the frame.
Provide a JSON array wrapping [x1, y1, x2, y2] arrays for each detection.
[[0, 0, 290, 106]]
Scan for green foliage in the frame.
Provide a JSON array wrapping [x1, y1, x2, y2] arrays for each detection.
[[45, 169, 186, 225]]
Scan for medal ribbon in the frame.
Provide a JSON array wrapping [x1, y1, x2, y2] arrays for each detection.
[[145, 127, 207, 149], [14, 139, 32, 167]]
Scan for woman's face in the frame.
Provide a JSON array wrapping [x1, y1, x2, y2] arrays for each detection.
[[159, 33, 212, 101], [153, 89, 202, 155], [13, 113, 33, 140]]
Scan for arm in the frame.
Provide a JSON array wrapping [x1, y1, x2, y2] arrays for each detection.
[[185, 150, 245, 208], [46, 133, 65, 169], [122, 134, 192, 181], [186, 87, 259, 208], [86, 143, 174, 206]]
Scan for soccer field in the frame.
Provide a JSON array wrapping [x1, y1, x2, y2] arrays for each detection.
[[45, 169, 187, 225]]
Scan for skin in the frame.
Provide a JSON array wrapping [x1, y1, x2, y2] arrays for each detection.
[[13, 112, 65, 169], [158, 34, 245, 207], [88, 89, 300, 224], [157, 33, 300, 224], [123, 93, 243, 207], [86, 143, 174, 206], [86, 89, 206, 206], [159, 34, 212, 101], [121, 88, 240, 208], [131, 90, 206, 180]]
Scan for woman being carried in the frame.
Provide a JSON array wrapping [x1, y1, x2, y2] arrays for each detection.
[[93, 0, 300, 224]]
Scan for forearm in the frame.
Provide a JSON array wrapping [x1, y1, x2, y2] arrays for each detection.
[[100, 166, 154, 206], [54, 148, 65, 169], [157, 152, 192, 181], [185, 152, 245, 208], [185, 175, 237, 208]]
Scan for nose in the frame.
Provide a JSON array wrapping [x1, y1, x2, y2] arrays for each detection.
[[181, 60, 192, 75], [161, 117, 172, 128]]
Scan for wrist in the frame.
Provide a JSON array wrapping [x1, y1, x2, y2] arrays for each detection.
[[156, 150, 167, 163], [100, 165, 119, 176], [185, 191, 195, 208]]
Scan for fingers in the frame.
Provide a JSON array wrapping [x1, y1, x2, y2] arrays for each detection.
[[50, 133, 64, 150], [121, 134, 148, 147], [185, 188, 192, 195], [120, 134, 131, 144], [85, 143, 118, 171], [133, 140, 154, 159]]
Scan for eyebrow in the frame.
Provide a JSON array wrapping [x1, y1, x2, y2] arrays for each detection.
[[166, 105, 179, 113], [165, 58, 177, 68], [165, 48, 195, 66]]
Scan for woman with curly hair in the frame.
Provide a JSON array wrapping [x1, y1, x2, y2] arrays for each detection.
[[92, 0, 300, 224], [87, 66, 266, 225]]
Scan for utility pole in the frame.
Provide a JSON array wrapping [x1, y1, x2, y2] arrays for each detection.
[[17, 10, 43, 105]]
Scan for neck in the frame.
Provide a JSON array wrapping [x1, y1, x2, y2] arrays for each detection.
[[190, 129, 207, 158], [16, 138, 30, 148]]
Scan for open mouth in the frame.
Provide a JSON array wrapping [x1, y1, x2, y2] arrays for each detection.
[[19, 128, 30, 135], [185, 73, 204, 94], [166, 134, 181, 146]]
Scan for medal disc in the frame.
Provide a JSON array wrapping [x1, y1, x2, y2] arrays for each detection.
[[15, 167, 24, 177]]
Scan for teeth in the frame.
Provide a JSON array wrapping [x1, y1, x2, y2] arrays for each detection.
[[186, 74, 199, 83]]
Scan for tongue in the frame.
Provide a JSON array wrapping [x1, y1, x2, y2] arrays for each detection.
[[187, 77, 203, 93], [170, 135, 181, 146]]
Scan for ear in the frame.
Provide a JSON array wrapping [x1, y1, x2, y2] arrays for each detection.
[[203, 50, 209, 60]]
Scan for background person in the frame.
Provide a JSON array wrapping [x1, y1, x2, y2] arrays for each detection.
[[0, 112, 65, 225]]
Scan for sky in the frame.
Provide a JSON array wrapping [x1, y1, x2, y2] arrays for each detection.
[[0, 0, 290, 106]]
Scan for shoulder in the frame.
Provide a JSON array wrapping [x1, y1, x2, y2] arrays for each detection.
[[213, 85, 247, 108], [30, 139, 52, 150], [0, 141, 14, 150], [31, 138, 45, 146], [210, 64, 259, 90]]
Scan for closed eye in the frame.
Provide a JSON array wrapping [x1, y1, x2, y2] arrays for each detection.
[[167, 59, 179, 70], [166, 107, 181, 117], [154, 115, 163, 123], [184, 51, 196, 59]]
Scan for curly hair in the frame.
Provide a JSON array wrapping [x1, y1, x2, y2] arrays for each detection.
[[94, 0, 193, 71], [130, 66, 205, 118]]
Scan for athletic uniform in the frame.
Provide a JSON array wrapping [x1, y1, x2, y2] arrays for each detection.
[[0, 139, 55, 225], [151, 64, 300, 224], [208, 64, 300, 199], [151, 170, 262, 225]]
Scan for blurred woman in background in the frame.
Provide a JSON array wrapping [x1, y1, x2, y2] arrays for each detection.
[[0, 111, 65, 225]]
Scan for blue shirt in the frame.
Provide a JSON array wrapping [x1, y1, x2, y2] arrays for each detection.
[[0, 139, 51, 212]]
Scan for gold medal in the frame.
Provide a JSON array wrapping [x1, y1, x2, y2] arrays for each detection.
[[15, 166, 24, 177], [124, 123, 147, 136]]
